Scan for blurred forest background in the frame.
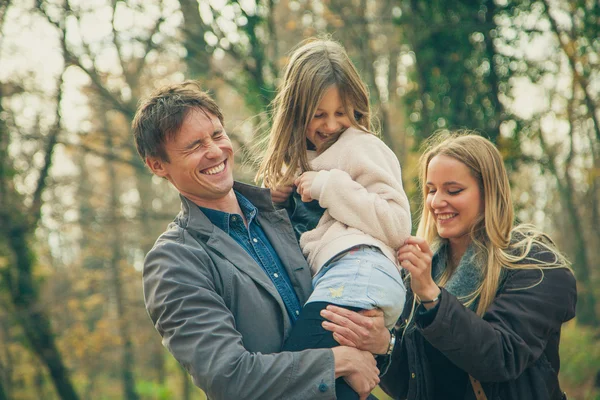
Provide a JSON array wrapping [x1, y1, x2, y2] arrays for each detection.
[[0, 0, 598, 399]]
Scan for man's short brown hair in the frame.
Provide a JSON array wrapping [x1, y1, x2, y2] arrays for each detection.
[[132, 81, 224, 162]]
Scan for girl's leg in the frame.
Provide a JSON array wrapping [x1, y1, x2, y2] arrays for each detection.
[[282, 301, 368, 400], [283, 301, 362, 351]]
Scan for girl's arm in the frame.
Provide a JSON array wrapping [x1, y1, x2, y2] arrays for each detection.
[[269, 184, 294, 205], [309, 135, 411, 249]]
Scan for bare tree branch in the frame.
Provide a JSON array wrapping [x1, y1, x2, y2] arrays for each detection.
[[132, 14, 166, 82], [541, 0, 600, 142], [29, 7, 68, 226], [109, 0, 131, 88]]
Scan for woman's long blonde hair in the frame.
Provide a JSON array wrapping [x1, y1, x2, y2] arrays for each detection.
[[256, 38, 372, 188], [415, 131, 571, 316]]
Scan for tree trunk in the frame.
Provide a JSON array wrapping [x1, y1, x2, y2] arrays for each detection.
[[538, 127, 597, 325], [0, 316, 13, 399], [178, 0, 211, 79], [482, 0, 503, 143], [106, 125, 140, 400], [5, 226, 80, 400]]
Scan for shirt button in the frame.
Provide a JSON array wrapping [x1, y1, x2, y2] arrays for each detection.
[[295, 310, 300, 315], [411, 372, 416, 379], [274, 273, 279, 278], [318, 383, 328, 392], [253, 238, 258, 243], [231, 215, 237, 221]]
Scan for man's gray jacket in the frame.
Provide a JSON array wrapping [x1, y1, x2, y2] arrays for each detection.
[[143, 182, 336, 400]]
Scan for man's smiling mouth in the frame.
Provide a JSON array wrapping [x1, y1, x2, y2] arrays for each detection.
[[201, 160, 226, 175]]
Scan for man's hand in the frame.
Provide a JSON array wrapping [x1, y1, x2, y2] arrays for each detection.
[[332, 347, 380, 400], [269, 184, 294, 204], [321, 306, 390, 355], [294, 171, 318, 202]]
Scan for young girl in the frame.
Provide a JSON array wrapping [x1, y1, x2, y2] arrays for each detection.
[[257, 38, 411, 399]]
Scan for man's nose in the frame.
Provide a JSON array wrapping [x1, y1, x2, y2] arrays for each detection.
[[205, 141, 223, 158]]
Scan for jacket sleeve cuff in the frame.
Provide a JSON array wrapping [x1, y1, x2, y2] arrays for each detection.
[[415, 294, 442, 329], [310, 170, 331, 201]]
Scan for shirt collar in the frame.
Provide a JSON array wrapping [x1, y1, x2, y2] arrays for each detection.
[[198, 190, 258, 234]]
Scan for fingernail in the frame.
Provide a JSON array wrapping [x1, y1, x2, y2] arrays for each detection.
[[320, 310, 329, 316]]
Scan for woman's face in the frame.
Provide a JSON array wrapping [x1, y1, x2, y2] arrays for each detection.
[[425, 154, 484, 249]]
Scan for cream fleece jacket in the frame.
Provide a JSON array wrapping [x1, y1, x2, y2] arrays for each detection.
[[300, 127, 412, 275]]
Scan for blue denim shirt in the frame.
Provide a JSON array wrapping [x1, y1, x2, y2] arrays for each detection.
[[199, 191, 302, 323]]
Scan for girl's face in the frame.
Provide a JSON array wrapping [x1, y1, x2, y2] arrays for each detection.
[[425, 154, 484, 251], [306, 86, 351, 152]]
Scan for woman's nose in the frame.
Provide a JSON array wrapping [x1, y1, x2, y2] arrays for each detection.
[[431, 192, 446, 208]]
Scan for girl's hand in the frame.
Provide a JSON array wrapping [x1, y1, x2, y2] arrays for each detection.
[[294, 171, 318, 202], [398, 236, 440, 307], [321, 305, 390, 355], [269, 184, 294, 204]]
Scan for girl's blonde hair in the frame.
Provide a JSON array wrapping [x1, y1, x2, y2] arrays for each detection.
[[415, 130, 571, 316], [256, 38, 372, 188]]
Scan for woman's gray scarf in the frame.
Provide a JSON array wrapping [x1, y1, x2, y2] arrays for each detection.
[[431, 242, 484, 311]]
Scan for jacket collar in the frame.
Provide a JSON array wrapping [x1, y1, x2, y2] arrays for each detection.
[[174, 182, 312, 331], [177, 181, 275, 236]]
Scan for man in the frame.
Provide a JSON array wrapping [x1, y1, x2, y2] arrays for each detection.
[[132, 81, 381, 400]]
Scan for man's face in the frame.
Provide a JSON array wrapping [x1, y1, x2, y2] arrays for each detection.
[[147, 109, 235, 208]]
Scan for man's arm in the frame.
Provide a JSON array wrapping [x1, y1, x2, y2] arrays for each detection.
[[144, 237, 378, 400]]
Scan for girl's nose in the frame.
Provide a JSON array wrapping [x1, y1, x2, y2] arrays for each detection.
[[323, 118, 340, 133]]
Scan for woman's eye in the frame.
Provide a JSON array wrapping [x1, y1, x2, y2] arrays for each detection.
[[427, 189, 436, 194], [448, 189, 463, 195], [314, 113, 324, 118], [335, 112, 345, 116]]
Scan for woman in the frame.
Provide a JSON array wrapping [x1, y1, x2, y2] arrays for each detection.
[[322, 131, 577, 400]]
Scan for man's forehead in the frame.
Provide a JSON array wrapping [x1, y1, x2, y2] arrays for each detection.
[[164, 108, 223, 148], [186, 108, 221, 126]]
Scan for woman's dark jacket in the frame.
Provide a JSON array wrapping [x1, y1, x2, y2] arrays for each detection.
[[380, 247, 577, 400]]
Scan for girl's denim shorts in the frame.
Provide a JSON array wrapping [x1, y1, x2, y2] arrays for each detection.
[[307, 245, 406, 329]]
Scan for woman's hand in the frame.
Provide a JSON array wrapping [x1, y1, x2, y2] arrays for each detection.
[[398, 236, 440, 308], [321, 305, 390, 355], [294, 171, 318, 202], [269, 184, 294, 204]]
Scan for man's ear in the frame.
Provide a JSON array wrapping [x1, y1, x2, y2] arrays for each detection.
[[146, 156, 168, 178]]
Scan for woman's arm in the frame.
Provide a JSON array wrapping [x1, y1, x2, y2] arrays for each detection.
[[418, 266, 576, 382]]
